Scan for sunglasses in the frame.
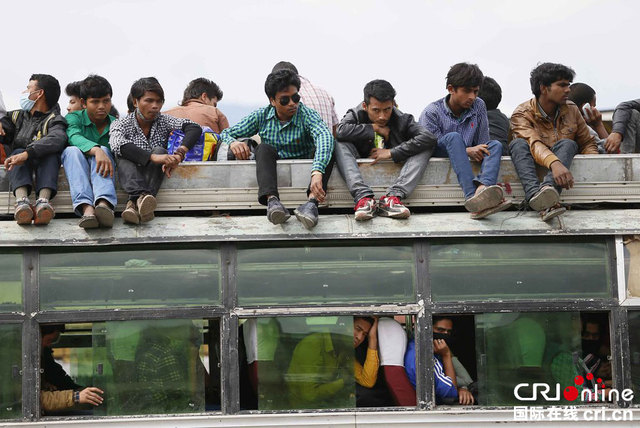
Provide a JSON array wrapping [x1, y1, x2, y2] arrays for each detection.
[[278, 93, 301, 106]]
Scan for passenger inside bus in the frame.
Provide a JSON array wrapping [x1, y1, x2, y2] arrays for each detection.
[[40, 324, 103, 415]]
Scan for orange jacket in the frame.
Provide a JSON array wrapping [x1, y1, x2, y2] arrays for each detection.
[[510, 98, 598, 168]]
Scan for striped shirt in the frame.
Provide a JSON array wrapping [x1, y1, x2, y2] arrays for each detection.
[[109, 112, 194, 157], [433, 355, 458, 401], [299, 76, 339, 130], [220, 103, 334, 174], [419, 95, 491, 147]]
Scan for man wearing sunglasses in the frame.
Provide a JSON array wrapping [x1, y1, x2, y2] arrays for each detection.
[[220, 69, 334, 229]]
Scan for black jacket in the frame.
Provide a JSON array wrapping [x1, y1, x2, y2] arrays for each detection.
[[0, 105, 67, 159], [336, 105, 436, 162]]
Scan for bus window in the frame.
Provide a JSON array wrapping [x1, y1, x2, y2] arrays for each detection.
[[39, 247, 220, 310], [39, 320, 219, 417], [473, 311, 612, 407], [625, 236, 640, 297], [628, 311, 640, 403], [237, 243, 415, 306], [239, 315, 415, 411], [0, 324, 21, 420], [0, 252, 22, 312], [430, 238, 611, 302]]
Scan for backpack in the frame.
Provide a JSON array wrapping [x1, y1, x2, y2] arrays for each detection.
[[167, 126, 220, 161]]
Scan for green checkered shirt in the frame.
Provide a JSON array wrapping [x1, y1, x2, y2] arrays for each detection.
[[220, 103, 334, 173]]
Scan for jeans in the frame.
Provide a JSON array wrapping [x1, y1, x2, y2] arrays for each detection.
[[255, 143, 334, 206], [621, 109, 640, 154], [116, 146, 167, 201], [62, 146, 118, 216], [335, 141, 432, 203], [8, 148, 60, 198], [509, 138, 578, 202], [433, 132, 502, 199]]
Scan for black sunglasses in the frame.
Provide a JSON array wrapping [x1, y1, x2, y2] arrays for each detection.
[[278, 93, 301, 106]]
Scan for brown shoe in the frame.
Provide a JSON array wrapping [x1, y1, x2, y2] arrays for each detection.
[[34, 198, 55, 225], [122, 200, 140, 225], [137, 194, 157, 223], [95, 204, 115, 228], [14, 197, 33, 225]]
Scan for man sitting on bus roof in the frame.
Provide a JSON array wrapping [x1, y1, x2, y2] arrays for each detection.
[[220, 69, 334, 230], [109, 77, 202, 225], [62, 75, 118, 229], [510, 63, 599, 222], [0, 74, 67, 225], [335, 79, 436, 221], [164, 77, 229, 134], [419, 63, 511, 220], [605, 96, 640, 154]]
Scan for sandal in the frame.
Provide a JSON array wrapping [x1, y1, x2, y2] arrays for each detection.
[[464, 185, 504, 213], [471, 200, 512, 219], [95, 204, 115, 228], [78, 215, 99, 229], [540, 204, 566, 222]]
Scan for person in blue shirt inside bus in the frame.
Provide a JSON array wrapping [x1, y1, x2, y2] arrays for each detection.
[[419, 63, 510, 220], [404, 319, 459, 405]]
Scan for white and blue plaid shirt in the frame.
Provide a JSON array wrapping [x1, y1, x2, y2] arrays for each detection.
[[418, 95, 491, 146]]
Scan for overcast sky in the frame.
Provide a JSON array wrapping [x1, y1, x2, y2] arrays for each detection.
[[2, 0, 637, 123]]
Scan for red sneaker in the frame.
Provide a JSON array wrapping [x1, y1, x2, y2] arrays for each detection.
[[354, 197, 377, 221], [378, 196, 410, 219]]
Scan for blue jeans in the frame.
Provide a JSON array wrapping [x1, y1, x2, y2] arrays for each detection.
[[509, 138, 578, 202], [62, 146, 117, 216], [433, 132, 502, 199]]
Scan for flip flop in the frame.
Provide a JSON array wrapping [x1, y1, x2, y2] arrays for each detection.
[[471, 200, 512, 220], [540, 205, 566, 222], [464, 185, 504, 212], [79, 215, 99, 229], [95, 204, 115, 228]]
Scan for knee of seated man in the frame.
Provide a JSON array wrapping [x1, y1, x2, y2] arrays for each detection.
[[150, 146, 168, 155], [509, 138, 529, 153], [555, 138, 578, 153], [62, 146, 84, 162], [487, 140, 503, 156]]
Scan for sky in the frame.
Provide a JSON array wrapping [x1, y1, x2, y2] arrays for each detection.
[[1, 0, 638, 124]]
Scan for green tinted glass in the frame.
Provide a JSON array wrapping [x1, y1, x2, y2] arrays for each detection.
[[628, 311, 640, 403], [0, 253, 22, 312], [475, 312, 582, 406], [39, 247, 220, 310], [91, 319, 212, 416], [237, 243, 414, 305], [430, 239, 611, 301], [0, 324, 21, 420], [242, 316, 356, 410], [624, 237, 640, 297]]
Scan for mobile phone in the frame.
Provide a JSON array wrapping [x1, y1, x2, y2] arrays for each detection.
[[582, 104, 591, 119]]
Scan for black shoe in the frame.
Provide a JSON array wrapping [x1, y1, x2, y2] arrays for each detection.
[[267, 197, 290, 225], [294, 200, 319, 230]]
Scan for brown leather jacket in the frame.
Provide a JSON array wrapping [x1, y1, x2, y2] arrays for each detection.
[[510, 98, 598, 168]]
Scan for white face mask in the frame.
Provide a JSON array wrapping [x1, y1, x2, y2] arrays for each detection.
[[19, 90, 38, 112]]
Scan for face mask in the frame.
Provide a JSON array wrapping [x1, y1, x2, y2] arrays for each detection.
[[19, 92, 36, 112], [582, 339, 600, 356], [433, 332, 456, 348]]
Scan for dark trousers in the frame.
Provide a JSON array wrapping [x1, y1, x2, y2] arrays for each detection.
[[255, 143, 335, 206], [509, 138, 579, 202], [116, 146, 167, 201], [8, 148, 61, 199]]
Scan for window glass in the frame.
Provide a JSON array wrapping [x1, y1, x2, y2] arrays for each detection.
[[237, 243, 414, 305], [430, 239, 611, 301], [0, 253, 22, 312], [41, 320, 219, 417], [628, 311, 640, 403], [624, 236, 640, 297], [39, 247, 220, 310], [240, 316, 356, 410], [474, 312, 611, 406], [0, 324, 21, 420]]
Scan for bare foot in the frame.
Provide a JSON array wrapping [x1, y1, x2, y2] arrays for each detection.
[[474, 184, 486, 196], [81, 204, 95, 217]]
